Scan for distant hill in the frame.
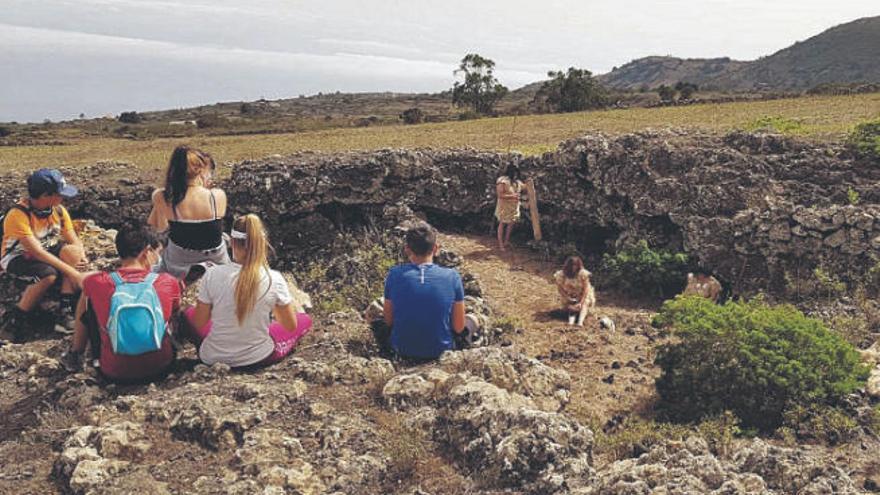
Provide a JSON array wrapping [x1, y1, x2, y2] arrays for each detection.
[[599, 16, 880, 91], [597, 57, 747, 91]]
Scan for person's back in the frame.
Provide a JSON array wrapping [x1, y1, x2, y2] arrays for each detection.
[[61, 224, 180, 382], [183, 214, 312, 368], [385, 263, 463, 359], [195, 262, 290, 366], [148, 145, 229, 277], [82, 267, 179, 381], [382, 222, 465, 360]]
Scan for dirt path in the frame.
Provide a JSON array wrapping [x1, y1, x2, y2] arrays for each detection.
[[440, 232, 665, 423]]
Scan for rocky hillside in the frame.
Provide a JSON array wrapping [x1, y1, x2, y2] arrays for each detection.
[[597, 56, 747, 91], [600, 16, 880, 91]]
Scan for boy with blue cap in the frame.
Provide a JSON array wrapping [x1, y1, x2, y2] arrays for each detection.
[[0, 168, 87, 341]]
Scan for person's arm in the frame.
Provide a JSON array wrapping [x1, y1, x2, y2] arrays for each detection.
[[148, 189, 168, 231], [577, 272, 592, 306], [212, 188, 227, 218], [451, 301, 465, 334], [496, 181, 519, 200], [191, 300, 212, 330], [383, 269, 395, 326], [59, 209, 83, 248], [272, 302, 298, 332], [383, 299, 394, 327], [70, 291, 90, 352], [450, 271, 465, 334], [19, 235, 82, 283]]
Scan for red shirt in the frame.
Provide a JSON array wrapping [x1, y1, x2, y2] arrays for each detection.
[[82, 267, 181, 381]]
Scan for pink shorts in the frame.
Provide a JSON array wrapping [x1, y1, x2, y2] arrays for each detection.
[[183, 307, 312, 366]]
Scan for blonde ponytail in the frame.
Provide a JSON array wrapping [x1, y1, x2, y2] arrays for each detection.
[[233, 214, 270, 324]]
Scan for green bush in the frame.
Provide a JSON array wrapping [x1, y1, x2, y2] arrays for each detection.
[[744, 115, 805, 135], [848, 118, 880, 160], [654, 296, 868, 432], [599, 240, 690, 298]]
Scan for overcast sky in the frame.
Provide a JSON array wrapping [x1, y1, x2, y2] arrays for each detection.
[[1, 0, 877, 122]]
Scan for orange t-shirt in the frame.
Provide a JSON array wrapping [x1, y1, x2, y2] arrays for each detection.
[[0, 201, 73, 268]]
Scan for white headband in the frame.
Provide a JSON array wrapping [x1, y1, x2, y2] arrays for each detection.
[[230, 229, 247, 240]]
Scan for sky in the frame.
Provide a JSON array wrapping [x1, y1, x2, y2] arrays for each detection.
[[1, 0, 878, 122]]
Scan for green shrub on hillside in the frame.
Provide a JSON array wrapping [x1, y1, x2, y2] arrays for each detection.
[[653, 296, 868, 432], [847, 118, 880, 160], [599, 241, 690, 298], [744, 115, 805, 135]]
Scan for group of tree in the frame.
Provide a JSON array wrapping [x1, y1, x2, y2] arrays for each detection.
[[656, 82, 699, 103], [532, 67, 608, 113], [450, 53, 608, 116]]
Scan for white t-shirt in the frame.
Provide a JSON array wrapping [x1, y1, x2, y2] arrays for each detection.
[[197, 263, 293, 367]]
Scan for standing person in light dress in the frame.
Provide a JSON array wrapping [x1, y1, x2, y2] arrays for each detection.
[[495, 164, 524, 251]]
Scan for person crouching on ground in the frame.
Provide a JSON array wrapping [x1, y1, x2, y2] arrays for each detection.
[[0, 169, 87, 341], [378, 221, 466, 360], [61, 224, 180, 383], [554, 256, 596, 326], [182, 214, 312, 368]]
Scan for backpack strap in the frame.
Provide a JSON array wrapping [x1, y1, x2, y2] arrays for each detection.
[[143, 272, 159, 285], [109, 272, 124, 287]]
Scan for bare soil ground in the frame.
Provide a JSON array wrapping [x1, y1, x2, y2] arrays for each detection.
[[439, 233, 664, 424]]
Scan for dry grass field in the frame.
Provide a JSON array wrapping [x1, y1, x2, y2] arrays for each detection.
[[1, 93, 878, 173]]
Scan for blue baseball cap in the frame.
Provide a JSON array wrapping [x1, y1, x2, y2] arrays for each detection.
[[27, 168, 78, 199]]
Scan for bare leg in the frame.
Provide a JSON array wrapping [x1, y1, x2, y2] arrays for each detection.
[[497, 223, 506, 251], [577, 301, 590, 326], [17, 275, 58, 312], [504, 223, 514, 247], [59, 244, 85, 295]]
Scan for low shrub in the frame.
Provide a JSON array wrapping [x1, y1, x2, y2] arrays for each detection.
[[400, 107, 425, 125], [654, 296, 869, 432], [591, 412, 740, 461], [744, 115, 805, 135], [782, 404, 859, 445], [117, 111, 142, 124], [599, 240, 690, 298], [848, 118, 880, 160], [298, 231, 401, 316]]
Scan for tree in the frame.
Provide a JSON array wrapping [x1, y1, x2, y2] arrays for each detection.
[[118, 111, 142, 124], [400, 107, 425, 125], [533, 67, 608, 113], [451, 54, 508, 115], [657, 85, 677, 102], [675, 81, 699, 100]]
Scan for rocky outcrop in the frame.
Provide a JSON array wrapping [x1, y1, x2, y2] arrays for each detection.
[[2, 132, 875, 295], [0, 162, 153, 228], [223, 131, 880, 295], [581, 437, 856, 494]]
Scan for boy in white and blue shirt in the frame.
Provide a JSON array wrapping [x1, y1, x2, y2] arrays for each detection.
[[381, 222, 465, 360]]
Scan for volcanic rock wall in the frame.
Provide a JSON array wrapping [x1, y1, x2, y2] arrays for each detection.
[[3, 131, 877, 295], [225, 131, 880, 295]]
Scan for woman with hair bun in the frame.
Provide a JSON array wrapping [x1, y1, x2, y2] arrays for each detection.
[[183, 214, 312, 367], [148, 145, 229, 278]]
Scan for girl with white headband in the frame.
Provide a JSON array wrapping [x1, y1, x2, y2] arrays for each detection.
[[182, 214, 312, 367]]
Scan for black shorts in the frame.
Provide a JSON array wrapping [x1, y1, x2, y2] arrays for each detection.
[[4, 244, 64, 283]]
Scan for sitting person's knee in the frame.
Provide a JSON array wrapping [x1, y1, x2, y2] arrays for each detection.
[[60, 243, 85, 263]]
